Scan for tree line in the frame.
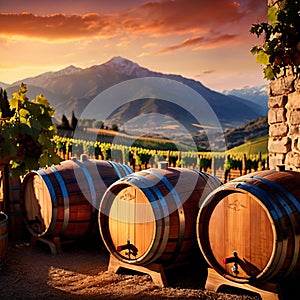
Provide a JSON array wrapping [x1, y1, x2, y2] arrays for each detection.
[[57, 112, 119, 132]]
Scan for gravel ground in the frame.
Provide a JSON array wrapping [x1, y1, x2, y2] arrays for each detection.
[[0, 237, 261, 300]]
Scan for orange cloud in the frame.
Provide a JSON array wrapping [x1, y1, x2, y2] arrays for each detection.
[[157, 34, 238, 54], [119, 0, 247, 36], [0, 12, 118, 40], [0, 0, 265, 40]]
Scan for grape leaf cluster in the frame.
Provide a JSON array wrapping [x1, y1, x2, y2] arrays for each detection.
[[0, 83, 62, 176], [250, 0, 300, 80]]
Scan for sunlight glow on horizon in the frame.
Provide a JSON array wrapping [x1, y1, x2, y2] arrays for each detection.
[[0, 0, 268, 91]]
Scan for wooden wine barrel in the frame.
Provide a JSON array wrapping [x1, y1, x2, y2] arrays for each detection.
[[99, 167, 222, 266], [197, 169, 300, 285], [0, 211, 8, 270], [22, 156, 133, 239]]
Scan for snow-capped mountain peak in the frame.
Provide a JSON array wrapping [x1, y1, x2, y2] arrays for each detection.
[[54, 65, 82, 77], [103, 56, 151, 77], [222, 84, 268, 114]]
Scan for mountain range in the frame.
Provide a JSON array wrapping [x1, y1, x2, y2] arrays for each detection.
[[2, 57, 268, 146], [222, 85, 268, 115]]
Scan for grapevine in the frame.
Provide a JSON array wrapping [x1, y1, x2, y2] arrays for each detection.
[[0, 84, 62, 176], [250, 0, 300, 80]]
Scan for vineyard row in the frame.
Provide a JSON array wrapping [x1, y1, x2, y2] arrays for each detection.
[[53, 136, 269, 178]]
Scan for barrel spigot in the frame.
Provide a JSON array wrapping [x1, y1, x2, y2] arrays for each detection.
[[223, 250, 239, 275], [116, 239, 138, 258]]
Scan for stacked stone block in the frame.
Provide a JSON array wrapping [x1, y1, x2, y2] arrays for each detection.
[[268, 74, 300, 170]]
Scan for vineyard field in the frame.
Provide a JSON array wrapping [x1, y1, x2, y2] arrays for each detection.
[[53, 132, 269, 183], [227, 135, 268, 156]]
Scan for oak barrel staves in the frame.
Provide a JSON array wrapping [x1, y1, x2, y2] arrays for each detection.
[[22, 157, 133, 239], [197, 169, 300, 285], [99, 167, 222, 266]]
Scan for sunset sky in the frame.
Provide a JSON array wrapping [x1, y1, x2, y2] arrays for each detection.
[[0, 0, 268, 91]]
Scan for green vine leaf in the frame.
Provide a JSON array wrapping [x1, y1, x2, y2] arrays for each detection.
[[20, 83, 27, 94], [38, 152, 50, 167], [268, 7, 279, 25], [256, 50, 270, 65], [9, 97, 19, 111], [250, 0, 300, 81], [250, 46, 259, 55], [19, 108, 29, 116], [264, 65, 276, 80]]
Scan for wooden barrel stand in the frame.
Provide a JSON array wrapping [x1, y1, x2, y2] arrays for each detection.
[[205, 268, 279, 300], [108, 254, 169, 287], [30, 235, 63, 255], [108, 254, 205, 288]]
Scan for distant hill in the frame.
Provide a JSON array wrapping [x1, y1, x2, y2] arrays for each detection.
[[192, 115, 268, 150], [224, 115, 268, 149], [13, 65, 82, 88], [227, 135, 268, 156], [0, 81, 10, 89]]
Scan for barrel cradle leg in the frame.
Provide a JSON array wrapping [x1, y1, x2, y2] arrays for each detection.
[[30, 236, 63, 255], [205, 268, 279, 300], [108, 254, 168, 287], [31, 234, 93, 255]]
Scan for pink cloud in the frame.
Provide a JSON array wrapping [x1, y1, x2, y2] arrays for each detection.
[[157, 34, 239, 54], [119, 0, 247, 35]]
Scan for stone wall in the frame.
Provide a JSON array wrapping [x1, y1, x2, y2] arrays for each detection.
[[266, 0, 300, 170], [268, 74, 300, 170]]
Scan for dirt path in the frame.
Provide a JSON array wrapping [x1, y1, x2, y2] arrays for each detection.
[[0, 238, 260, 300]]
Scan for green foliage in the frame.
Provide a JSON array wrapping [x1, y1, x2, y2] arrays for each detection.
[[0, 88, 13, 118], [0, 83, 62, 176], [227, 135, 268, 157], [250, 0, 300, 80], [58, 114, 71, 130], [111, 124, 119, 132], [53, 131, 269, 173], [71, 111, 78, 130]]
